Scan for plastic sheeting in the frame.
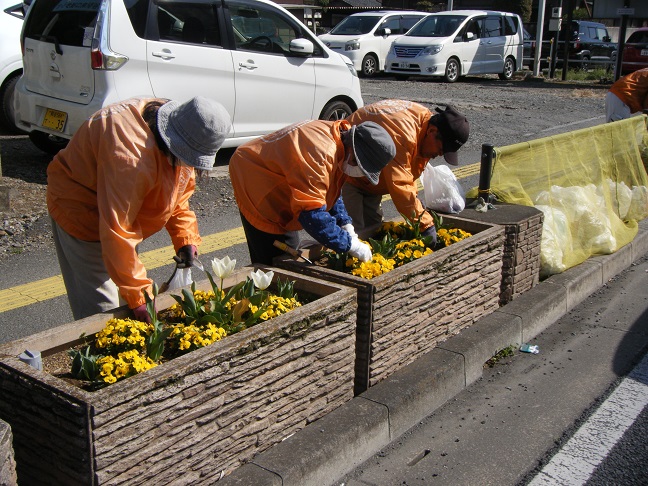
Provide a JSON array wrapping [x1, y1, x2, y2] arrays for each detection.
[[469, 115, 648, 278]]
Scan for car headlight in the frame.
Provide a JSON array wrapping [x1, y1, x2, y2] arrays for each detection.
[[345, 60, 359, 77], [421, 44, 443, 55], [345, 39, 360, 51]]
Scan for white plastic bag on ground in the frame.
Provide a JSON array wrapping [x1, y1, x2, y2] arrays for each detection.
[[535, 184, 617, 255], [420, 164, 465, 214], [536, 204, 570, 278], [626, 185, 648, 221], [605, 179, 632, 220]]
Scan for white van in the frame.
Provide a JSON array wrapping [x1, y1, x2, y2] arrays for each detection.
[[14, 0, 363, 154], [385, 10, 524, 82], [318, 10, 427, 77]]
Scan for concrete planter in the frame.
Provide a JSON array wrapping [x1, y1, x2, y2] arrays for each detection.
[[274, 216, 505, 395], [0, 267, 357, 485]]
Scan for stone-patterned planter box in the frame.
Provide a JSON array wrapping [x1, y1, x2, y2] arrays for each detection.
[[458, 203, 544, 305], [274, 215, 505, 395], [0, 267, 357, 485]]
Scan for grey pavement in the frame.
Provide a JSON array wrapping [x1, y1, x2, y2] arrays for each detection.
[[219, 218, 648, 486]]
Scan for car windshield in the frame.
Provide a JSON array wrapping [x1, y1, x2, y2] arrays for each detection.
[[329, 15, 380, 35], [406, 15, 466, 38], [626, 30, 648, 45]]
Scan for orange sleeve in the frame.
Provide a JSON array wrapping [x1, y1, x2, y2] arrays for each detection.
[[96, 154, 156, 308], [165, 168, 202, 251]]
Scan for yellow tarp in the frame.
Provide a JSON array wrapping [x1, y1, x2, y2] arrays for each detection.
[[469, 115, 648, 277]]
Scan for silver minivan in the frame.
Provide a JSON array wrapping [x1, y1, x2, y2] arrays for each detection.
[[14, 0, 363, 154], [385, 10, 524, 82]]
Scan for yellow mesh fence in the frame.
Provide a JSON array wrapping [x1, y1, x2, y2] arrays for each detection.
[[468, 115, 648, 278]]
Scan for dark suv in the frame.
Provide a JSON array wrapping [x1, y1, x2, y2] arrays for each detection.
[[533, 20, 617, 70]]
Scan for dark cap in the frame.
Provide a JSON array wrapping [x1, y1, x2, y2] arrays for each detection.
[[351, 121, 397, 185], [432, 105, 469, 165]]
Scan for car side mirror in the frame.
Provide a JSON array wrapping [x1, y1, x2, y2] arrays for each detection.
[[603, 35, 611, 42], [465, 31, 475, 41], [378, 27, 392, 37], [289, 38, 314, 57]]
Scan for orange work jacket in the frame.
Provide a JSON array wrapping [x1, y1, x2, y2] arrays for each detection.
[[609, 68, 648, 114], [47, 98, 201, 308], [229, 119, 349, 234], [346, 99, 434, 230]]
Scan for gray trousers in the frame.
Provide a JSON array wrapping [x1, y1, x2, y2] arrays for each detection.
[[51, 218, 123, 320], [341, 182, 384, 238]]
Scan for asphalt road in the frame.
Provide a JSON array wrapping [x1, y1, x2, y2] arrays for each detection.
[[337, 253, 648, 486]]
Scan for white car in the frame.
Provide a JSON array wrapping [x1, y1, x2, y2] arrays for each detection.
[[385, 10, 524, 82], [0, 0, 26, 132], [319, 10, 427, 78], [14, 0, 363, 154]]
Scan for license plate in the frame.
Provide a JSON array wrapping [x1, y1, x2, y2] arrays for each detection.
[[642, 49, 648, 57], [399, 62, 410, 69], [41, 108, 67, 132]]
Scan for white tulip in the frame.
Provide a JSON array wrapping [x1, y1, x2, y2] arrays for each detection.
[[250, 269, 274, 290], [211, 256, 237, 279]]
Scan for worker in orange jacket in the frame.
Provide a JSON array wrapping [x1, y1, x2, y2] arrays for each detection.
[[229, 119, 396, 265], [606, 68, 648, 122], [343, 100, 470, 240], [47, 96, 232, 321]]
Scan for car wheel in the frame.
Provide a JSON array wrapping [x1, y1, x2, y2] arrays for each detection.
[[360, 54, 378, 78], [0, 74, 23, 133], [320, 100, 353, 121], [28, 131, 69, 156], [444, 58, 460, 83], [580, 56, 590, 71], [498, 57, 515, 80]]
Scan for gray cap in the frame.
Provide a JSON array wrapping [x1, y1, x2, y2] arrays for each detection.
[[157, 97, 232, 170], [350, 121, 396, 185]]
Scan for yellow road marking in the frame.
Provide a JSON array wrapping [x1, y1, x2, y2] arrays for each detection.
[[0, 163, 479, 313]]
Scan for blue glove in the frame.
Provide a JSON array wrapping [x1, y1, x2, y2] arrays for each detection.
[[132, 303, 152, 323], [176, 244, 197, 268], [422, 226, 437, 247]]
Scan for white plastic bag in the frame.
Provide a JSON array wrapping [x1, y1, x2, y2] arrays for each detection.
[[420, 164, 465, 214], [167, 267, 193, 291]]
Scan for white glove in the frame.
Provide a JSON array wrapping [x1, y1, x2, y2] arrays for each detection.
[[349, 236, 372, 262], [342, 223, 357, 239]]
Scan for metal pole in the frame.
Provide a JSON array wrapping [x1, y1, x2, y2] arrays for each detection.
[[561, 0, 573, 81], [533, 0, 547, 77], [615, 15, 629, 81], [478, 143, 494, 202]]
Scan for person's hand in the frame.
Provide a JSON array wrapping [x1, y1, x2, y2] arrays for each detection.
[[422, 225, 437, 247], [176, 244, 198, 267], [349, 236, 372, 262], [342, 223, 357, 239], [132, 303, 152, 323]]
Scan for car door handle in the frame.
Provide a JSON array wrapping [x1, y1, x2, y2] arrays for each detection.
[[238, 61, 258, 70], [152, 49, 175, 60]]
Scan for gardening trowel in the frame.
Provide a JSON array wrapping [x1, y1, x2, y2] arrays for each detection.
[[273, 240, 314, 264]]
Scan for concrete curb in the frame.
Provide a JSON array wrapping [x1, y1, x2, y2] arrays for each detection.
[[220, 220, 648, 486]]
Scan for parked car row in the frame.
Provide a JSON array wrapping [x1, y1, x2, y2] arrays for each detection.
[[12, 0, 363, 154], [5, 0, 647, 156], [320, 9, 525, 82]]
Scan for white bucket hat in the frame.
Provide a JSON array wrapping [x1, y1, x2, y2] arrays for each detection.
[[157, 97, 232, 170]]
